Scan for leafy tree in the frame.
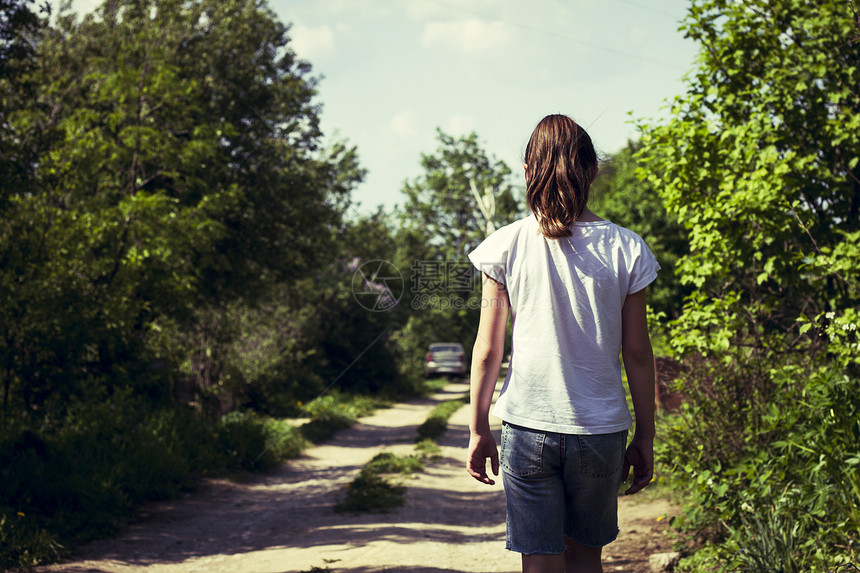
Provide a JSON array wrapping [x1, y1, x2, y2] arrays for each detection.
[[220, 207, 424, 415], [639, 0, 859, 360], [638, 1, 860, 569], [0, 0, 45, 77], [0, 0, 361, 416], [400, 130, 522, 259], [284, 209, 405, 401], [0, 0, 382, 564], [589, 140, 690, 321], [394, 130, 524, 378]]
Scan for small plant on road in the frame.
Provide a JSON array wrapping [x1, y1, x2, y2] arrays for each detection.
[[334, 467, 407, 514], [416, 397, 467, 441], [365, 452, 425, 474], [414, 439, 442, 460]]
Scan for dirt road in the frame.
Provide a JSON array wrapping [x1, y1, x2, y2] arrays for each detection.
[[37, 381, 676, 573]]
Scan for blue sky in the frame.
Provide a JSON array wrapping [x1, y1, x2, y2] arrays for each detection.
[[277, 0, 700, 216], [73, 0, 701, 216]]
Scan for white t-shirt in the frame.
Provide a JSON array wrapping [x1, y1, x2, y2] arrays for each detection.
[[468, 214, 660, 435]]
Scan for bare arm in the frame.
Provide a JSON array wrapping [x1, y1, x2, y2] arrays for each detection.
[[466, 274, 510, 485], [620, 288, 656, 495]]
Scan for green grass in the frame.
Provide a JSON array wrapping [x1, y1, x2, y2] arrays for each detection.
[[333, 467, 407, 513], [299, 393, 380, 444], [0, 404, 302, 569], [414, 438, 442, 460], [420, 376, 454, 393], [365, 452, 425, 474], [334, 450, 429, 514], [416, 396, 467, 441]]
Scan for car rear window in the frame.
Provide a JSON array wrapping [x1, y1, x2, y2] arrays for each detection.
[[430, 345, 463, 353]]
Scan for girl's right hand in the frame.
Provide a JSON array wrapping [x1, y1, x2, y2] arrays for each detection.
[[467, 432, 500, 485]]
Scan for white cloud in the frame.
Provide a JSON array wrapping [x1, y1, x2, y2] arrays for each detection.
[[421, 19, 510, 55], [390, 110, 417, 139], [443, 114, 476, 136], [290, 25, 335, 61]]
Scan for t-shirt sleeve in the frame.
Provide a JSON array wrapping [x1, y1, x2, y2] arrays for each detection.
[[468, 227, 512, 286], [627, 238, 661, 295]]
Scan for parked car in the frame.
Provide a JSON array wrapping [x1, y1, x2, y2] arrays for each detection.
[[424, 342, 467, 377]]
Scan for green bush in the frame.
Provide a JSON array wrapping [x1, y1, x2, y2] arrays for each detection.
[[218, 412, 307, 471], [0, 394, 198, 568], [0, 394, 310, 569], [660, 362, 859, 572], [301, 392, 377, 419], [299, 392, 378, 444], [217, 411, 272, 471], [0, 512, 61, 571], [261, 418, 308, 463]]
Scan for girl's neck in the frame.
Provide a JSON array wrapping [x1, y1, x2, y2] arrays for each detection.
[[577, 208, 604, 222]]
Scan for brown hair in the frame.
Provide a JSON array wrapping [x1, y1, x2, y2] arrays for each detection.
[[524, 114, 599, 239]]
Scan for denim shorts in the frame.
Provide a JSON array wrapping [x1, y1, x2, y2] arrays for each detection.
[[500, 422, 628, 554]]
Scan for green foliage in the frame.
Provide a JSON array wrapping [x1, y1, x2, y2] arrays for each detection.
[[264, 209, 423, 405], [589, 141, 691, 320], [723, 492, 816, 573], [334, 449, 430, 516], [333, 467, 406, 514], [399, 129, 521, 258], [0, 391, 312, 568], [0, 511, 61, 571], [162, 211, 417, 419], [638, 0, 860, 356], [416, 397, 467, 442], [0, 0, 363, 418], [217, 412, 308, 472], [639, 0, 860, 569], [0, 0, 48, 209], [162, 283, 340, 418], [299, 392, 378, 444], [663, 363, 859, 572], [0, 1, 44, 72], [365, 451, 425, 475], [414, 438, 442, 460], [300, 392, 377, 422], [420, 376, 452, 394]]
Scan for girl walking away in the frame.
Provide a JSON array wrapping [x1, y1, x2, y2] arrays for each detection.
[[466, 114, 659, 573]]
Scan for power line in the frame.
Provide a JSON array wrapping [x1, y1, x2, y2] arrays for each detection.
[[418, 0, 687, 71]]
